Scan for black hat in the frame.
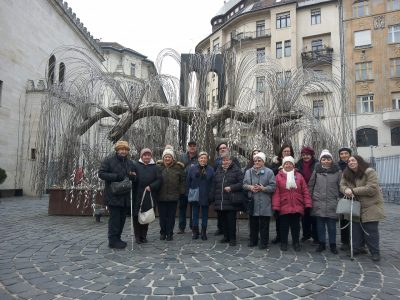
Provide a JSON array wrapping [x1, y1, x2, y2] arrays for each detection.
[[338, 147, 352, 155], [188, 140, 197, 146]]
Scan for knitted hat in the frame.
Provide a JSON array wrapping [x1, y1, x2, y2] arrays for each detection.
[[338, 147, 352, 155], [253, 152, 266, 162], [114, 140, 130, 151], [319, 149, 333, 160], [162, 148, 175, 160], [301, 146, 315, 156], [140, 148, 152, 157], [282, 156, 295, 166]]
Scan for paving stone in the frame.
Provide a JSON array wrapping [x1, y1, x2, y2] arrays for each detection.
[[195, 285, 216, 294], [251, 286, 274, 296], [153, 287, 173, 295], [232, 289, 256, 299]]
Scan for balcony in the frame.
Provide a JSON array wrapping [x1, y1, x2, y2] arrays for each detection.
[[383, 108, 400, 126], [220, 29, 271, 51], [301, 47, 333, 67]]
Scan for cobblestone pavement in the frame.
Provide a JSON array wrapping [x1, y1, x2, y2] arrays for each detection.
[[0, 196, 399, 300]]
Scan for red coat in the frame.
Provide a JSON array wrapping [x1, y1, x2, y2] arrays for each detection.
[[272, 170, 312, 216]]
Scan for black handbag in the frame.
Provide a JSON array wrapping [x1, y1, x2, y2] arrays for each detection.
[[110, 177, 132, 195]]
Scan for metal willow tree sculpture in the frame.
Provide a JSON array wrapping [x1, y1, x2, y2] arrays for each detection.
[[32, 47, 353, 201]]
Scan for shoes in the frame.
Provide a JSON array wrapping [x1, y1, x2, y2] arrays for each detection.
[[259, 244, 269, 250], [248, 241, 257, 247], [330, 244, 338, 254], [316, 243, 326, 252], [347, 248, 368, 257], [214, 229, 223, 236], [293, 243, 301, 252], [312, 239, 319, 245], [135, 238, 142, 244], [177, 228, 185, 234], [340, 243, 349, 251], [166, 235, 173, 241], [160, 234, 166, 240], [109, 240, 127, 249], [301, 237, 310, 242], [272, 236, 281, 244], [229, 240, 237, 246], [280, 243, 288, 251], [140, 237, 148, 243], [220, 238, 229, 243], [201, 227, 208, 241], [371, 253, 380, 262]]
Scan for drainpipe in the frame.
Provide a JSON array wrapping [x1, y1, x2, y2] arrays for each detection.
[[338, 0, 346, 146]]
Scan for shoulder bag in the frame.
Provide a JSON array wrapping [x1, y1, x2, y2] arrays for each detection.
[[188, 187, 199, 203], [336, 195, 361, 217], [110, 177, 132, 195], [138, 190, 156, 224]]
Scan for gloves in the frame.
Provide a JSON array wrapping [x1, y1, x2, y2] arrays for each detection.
[[304, 207, 311, 216], [273, 210, 280, 219]]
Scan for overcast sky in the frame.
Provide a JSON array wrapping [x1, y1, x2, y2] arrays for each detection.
[[66, 0, 224, 75]]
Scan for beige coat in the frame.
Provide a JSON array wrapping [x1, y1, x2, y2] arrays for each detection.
[[340, 168, 385, 223]]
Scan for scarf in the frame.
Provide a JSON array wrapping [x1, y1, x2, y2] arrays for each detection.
[[283, 169, 297, 190], [301, 159, 314, 183]]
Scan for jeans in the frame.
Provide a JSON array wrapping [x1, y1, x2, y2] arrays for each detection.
[[192, 203, 208, 227], [158, 201, 178, 236], [108, 205, 127, 244], [178, 195, 192, 230], [279, 213, 301, 245], [316, 216, 337, 245]]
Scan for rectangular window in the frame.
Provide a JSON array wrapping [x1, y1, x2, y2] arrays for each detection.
[[256, 76, 265, 93], [311, 9, 321, 25], [387, 0, 400, 11], [313, 100, 324, 118], [311, 39, 323, 51], [355, 62, 373, 81], [388, 24, 400, 43], [213, 38, 220, 51], [0, 80, 3, 106], [356, 94, 374, 113], [276, 12, 290, 29], [390, 58, 400, 77], [257, 48, 265, 63], [392, 92, 400, 109], [354, 30, 371, 47], [276, 42, 282, 58], [284, 40, 291, 57], [130, 63, 136, 77], [31, 148, 36, 160], [256, 20, 265, 37], [353, 1, 369, 17]]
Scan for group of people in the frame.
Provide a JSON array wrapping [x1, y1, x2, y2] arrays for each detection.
[[99, 140, 385, 262]]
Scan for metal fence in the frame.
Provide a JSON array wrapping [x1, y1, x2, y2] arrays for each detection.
[[374, 155, 400, 204]]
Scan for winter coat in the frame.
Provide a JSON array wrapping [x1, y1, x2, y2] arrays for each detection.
[[213, 163, 244, 211], [296, 158, 318, 184], [340, 168, 385, 223], [268, 156, 282, 176], [156, 160, 185, 202], [98, 153, 136, 207], [243, 166, 276, 216], [214, 156, 241, 171], [308, 164, 341, 219], [179, 152, 199, 175], [186, 164, 214, 206], [132, 159, 162, 217], [272, 170, 312, 216]]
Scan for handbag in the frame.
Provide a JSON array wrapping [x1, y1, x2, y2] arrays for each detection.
[[138, 190, 155, 224], [188, 187, 199, 203], [336, 195, 361, 217], [243, 171, 255, 214], [110, 177, 132, 195]]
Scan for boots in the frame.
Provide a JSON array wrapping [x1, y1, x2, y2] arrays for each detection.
[[192, 226, 199, 240], [330, 244, 338, 254], [316, 243, 326, 252], [201, 226, 207, 241]]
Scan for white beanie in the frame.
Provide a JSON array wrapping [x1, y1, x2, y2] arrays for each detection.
[[253, 152, 266, 162], [319, 149, 333, 160], [162, 148, 175, 160], [282, 156, 295, 166]]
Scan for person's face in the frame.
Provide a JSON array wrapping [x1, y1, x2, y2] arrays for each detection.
[[141, 153, 152, 164], [117, 148, 129, 157], [163, 155, 173, 166], [188, 144, 197, 154], [340, 151, 350, 162], [219, 144, 228, 155], [347, 156, 358, 171], [301, 153, 312, 162], [252, 151, 259, 159], [321, 157, 333, 168], [253, 158, 264, 168], [222, 157, 232, 169], [198, 155, 208, 166], [282, 147, 291, 157], [283, 161, 294, 172]]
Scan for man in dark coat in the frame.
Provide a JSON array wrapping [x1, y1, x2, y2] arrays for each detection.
[[98, 140, 136, 249]]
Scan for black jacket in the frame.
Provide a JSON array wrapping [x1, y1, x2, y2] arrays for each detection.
[[213, 163, 244, 211], [98, 153, 136, 207], [132, 159, 163, 216]]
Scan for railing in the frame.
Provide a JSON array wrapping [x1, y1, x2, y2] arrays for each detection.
[[375, 155, 400, 204], [301, 47, 333, 65], [220, 29, 271, 51]]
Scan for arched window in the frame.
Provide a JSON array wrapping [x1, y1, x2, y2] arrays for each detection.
[[48, 55, 56, 85], [391, 127, 400, 146], [356, 127, 378, 146], [59, 62, 65, 84]]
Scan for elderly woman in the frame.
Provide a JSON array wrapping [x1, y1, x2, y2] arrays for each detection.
[[157, 147, 185, 241], [213, 152, 244, 246], [186, 151, 214, 240], [340, 155, 385, 262], [243, 152, 276, 249], [132, 148, 162, 244], [272, 156, 312, 251]]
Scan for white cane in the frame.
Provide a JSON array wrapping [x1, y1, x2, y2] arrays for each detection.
[[130, 189, 134, 251], [350, 196, 354, 260]]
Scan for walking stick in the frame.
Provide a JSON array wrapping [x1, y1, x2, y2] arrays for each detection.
[[130, 191, 134, 251], [350, 195, 354, 261]]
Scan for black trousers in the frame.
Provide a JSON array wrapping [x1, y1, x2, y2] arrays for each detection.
[[133, 216, 149, 240], [108, 205, 127, 243], [158, 201, 178, 236], [249, 216, 270, 246], [275, 216, 280, 238], [279, 213, 301, 245], [216, 210, 223, 232], [220, 210, 237, 241], [302, 214, 318, 241], [340, 217, 350, 245]]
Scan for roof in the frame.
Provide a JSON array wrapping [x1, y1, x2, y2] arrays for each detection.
[[216, 0, 242, 16], [99, 42, 148, 59]]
